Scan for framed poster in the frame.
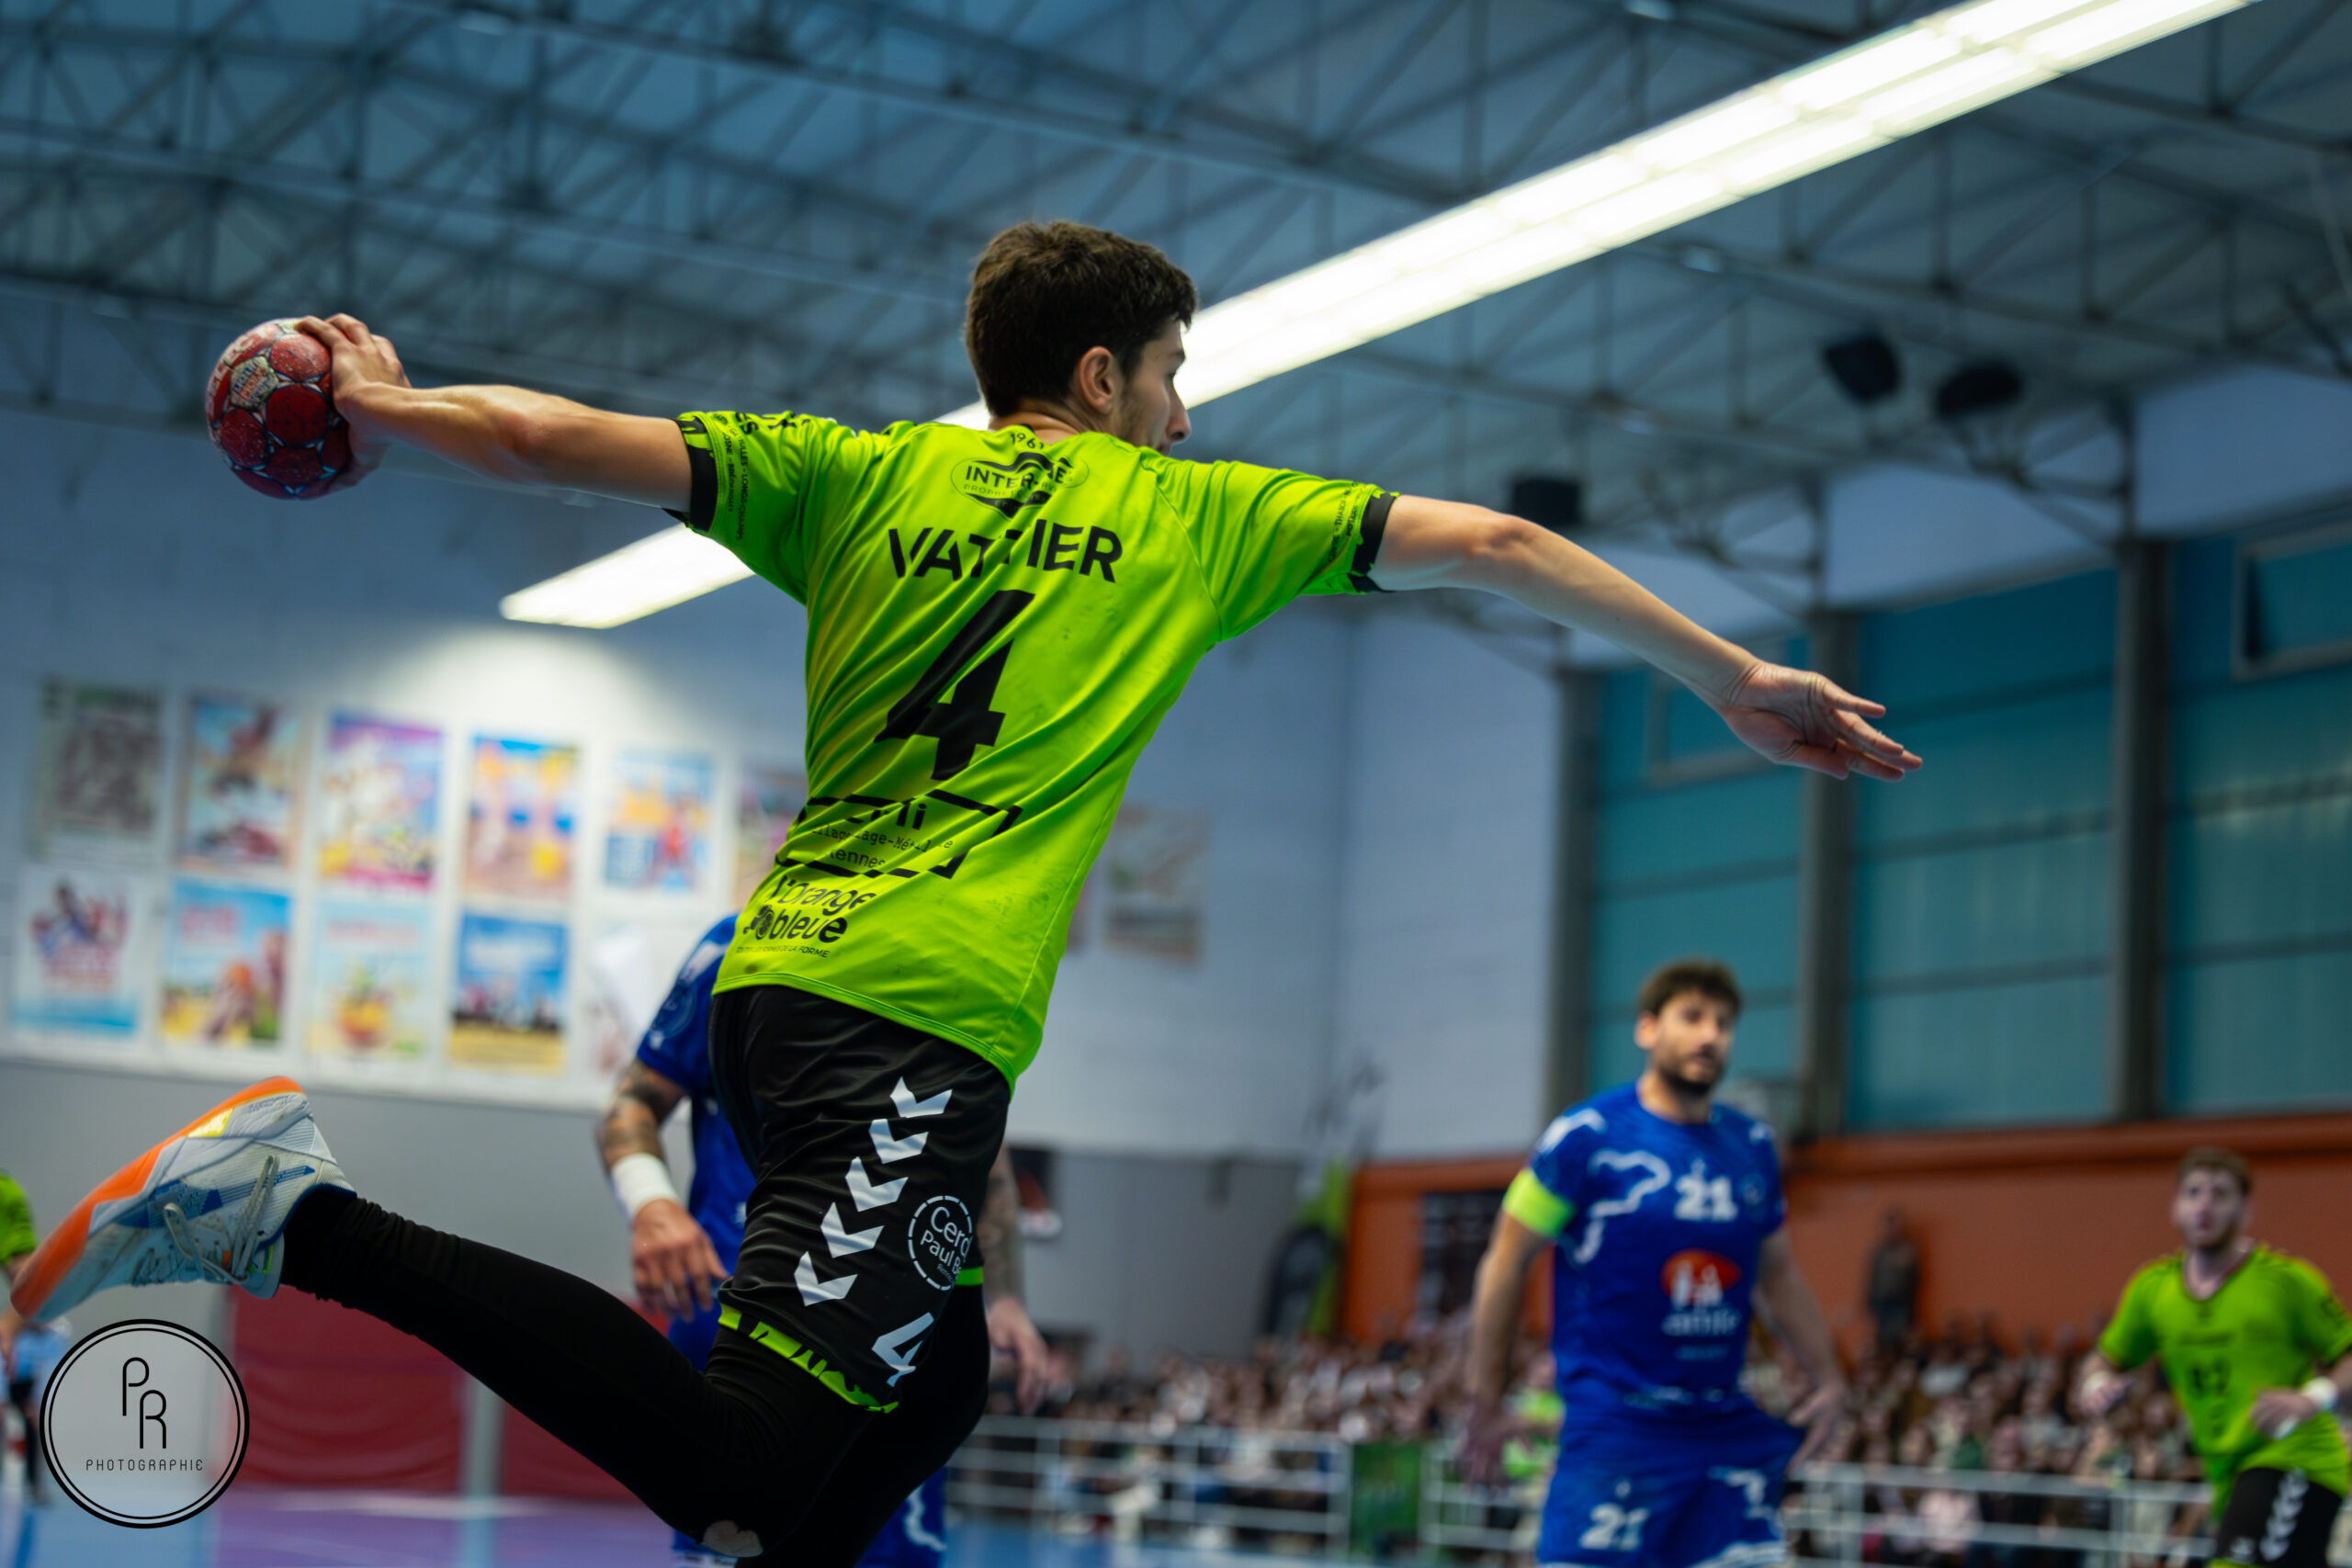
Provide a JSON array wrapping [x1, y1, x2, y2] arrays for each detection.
[[306, 899, 432, 1064], [465, 734, 579, 901], [449, 911, 568, 1074], [317, 713, 443, 891], [1101, 805, 1210, 963], [177, 693, 304, 872], [29, 679, 163, 861], [11, 865, 149, 1041], [604, 749, 713, 893], [733, 762, 806, 902], [159, 880, 290, 1049]]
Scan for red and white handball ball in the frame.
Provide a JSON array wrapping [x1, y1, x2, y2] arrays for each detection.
[[205, 319, 356, 499]]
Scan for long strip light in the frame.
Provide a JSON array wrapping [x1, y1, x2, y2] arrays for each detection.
[[503, 0, 2249, 627]]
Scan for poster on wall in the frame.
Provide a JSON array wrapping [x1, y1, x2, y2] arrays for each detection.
[[733, 762, 806, 901], [29, 679, 164, 860], [11, 865, 149, 1041], [448, 911, 569, 1074], [317, 712, 443, 891], [604, 748, 713, 893], [465, 735, 579, 901], [159, 880, 289, 1049], [306, 900, 432, 1064], [177, 693, 304, 872], [1100, 804, 1210, 963]]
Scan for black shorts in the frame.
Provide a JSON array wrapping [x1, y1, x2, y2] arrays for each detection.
[[707, 982, 1009, 1410], [2213, 1467, 2346, 1568]]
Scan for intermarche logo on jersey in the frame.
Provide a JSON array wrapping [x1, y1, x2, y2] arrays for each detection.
[[40, 1319, 249, 1528]]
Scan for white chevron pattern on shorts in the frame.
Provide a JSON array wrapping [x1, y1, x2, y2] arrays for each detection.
[[846, 1157, 906, 1212], [795, 1252, 855, 1304], [869, 1119, 929, 1163], [890, 1078, 951, 1119], [821, 1202, 882, 1257]]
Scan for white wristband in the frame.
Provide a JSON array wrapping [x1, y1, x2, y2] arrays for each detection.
[[610, 1153, 681, 1221], [2301, 1378, 2340, 1414]]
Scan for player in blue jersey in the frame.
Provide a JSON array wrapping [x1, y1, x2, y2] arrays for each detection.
[[1459, 959, 1845, 1568], [599, 915, 1053, 1568]]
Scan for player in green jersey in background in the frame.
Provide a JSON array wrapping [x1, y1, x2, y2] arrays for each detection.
[[19, 222, 1920, 1565], [2077, 1147, 2352, 1568]]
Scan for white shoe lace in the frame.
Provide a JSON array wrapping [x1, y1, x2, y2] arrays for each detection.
[[160, 1154, 279, 1284]]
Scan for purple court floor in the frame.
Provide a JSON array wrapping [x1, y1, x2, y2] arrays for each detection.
[[0, 1490, 1343, 1568]]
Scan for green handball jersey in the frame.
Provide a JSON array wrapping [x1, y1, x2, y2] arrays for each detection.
[[671, 412, 1390, 1081], [2098, 1247, 2352, 1498]]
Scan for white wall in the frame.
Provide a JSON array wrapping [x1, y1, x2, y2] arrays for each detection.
[[1327, 615, 1561, 1158]]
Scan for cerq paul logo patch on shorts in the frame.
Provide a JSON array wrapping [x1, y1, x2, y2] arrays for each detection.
[[906, 1194, 975, 1291], [41, 1319, 249, 1528]]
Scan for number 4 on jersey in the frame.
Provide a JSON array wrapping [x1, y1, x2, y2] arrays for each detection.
[[876, 590, 1036, 780]]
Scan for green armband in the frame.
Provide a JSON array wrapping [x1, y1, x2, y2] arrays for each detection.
[[1503, 1168, 1573, 1239]]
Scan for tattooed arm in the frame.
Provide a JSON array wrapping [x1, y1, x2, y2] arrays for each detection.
[[979, 1145, 1051, 1412], [598, 1060, 727, 1318]]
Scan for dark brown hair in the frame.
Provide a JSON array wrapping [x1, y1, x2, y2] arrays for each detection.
[[2177, 1145, 2252, 1196], [1637, 958, 1743, 1021], [963, 221, 1197, 415]]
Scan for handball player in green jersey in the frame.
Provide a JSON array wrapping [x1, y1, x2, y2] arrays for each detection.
[[16, 222, 1918, 1564], [2076, 1147, 2352, 1568]]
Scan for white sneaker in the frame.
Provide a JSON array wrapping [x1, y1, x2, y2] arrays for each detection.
[[8, 1077, 352, 1319]]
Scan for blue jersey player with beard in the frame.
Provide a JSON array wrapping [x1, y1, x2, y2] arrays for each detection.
[[600, 916, 1053, 1567], [1460, 960, 1847, 1568]]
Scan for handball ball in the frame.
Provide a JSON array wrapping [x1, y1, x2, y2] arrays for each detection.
[[205, 320, 356, 499]]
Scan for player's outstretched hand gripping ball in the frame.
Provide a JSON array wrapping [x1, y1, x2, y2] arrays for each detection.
[[206, 320, 357, 499]]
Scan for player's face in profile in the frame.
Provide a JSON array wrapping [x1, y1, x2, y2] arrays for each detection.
[[1107, 321, 1192, 454], [2171, 1168, 2246, 1250], [1636, 992, 1736, 1091]]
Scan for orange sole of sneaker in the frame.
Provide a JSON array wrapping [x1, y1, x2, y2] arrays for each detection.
[[8, 1075, 306, 1318]]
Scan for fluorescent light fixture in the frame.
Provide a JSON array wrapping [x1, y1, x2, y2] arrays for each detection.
[[498, 525, 753, 628], [505, 0, 2250, 627]]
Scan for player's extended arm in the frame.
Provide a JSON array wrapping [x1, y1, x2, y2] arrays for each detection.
[[2249, 1349, 2352, 1438], [599, 1060, 729, 1318], [1371, 497, 1920, 782], [1459, 1211, 1553, 1488], [1753, 1229, 1850, 1466], [978, 1146, 1052, 1413], [297, 314, 690, 508]]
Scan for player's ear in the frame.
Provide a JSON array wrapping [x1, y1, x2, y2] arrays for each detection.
[[1069, 345, 1119, 415]]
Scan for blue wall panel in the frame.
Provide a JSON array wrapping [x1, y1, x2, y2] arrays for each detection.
[[1855, 832, 2110, 978], [2169, 953, 2352, 1111], [1595, 771, 1803, 887], [1859, 571, 2115, 710], [2164, 536, 2352, 1115], [1846, 569, 2116, 1130], [1854, 687, 2112, 847], [1849, 976, 2109, 1127]]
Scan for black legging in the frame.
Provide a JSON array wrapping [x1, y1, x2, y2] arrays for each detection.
[[282, 1190, 986, 1563]]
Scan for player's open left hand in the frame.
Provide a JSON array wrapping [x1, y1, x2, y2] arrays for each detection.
[[1709, 661, 1921, 782], [987, 1295, 1054, 1414], [630, 1198, 729, 1321], [1455, 1398, 1524, 1490], [295, 313, 408, 493], [1787, 1376, 1849, 1469]]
